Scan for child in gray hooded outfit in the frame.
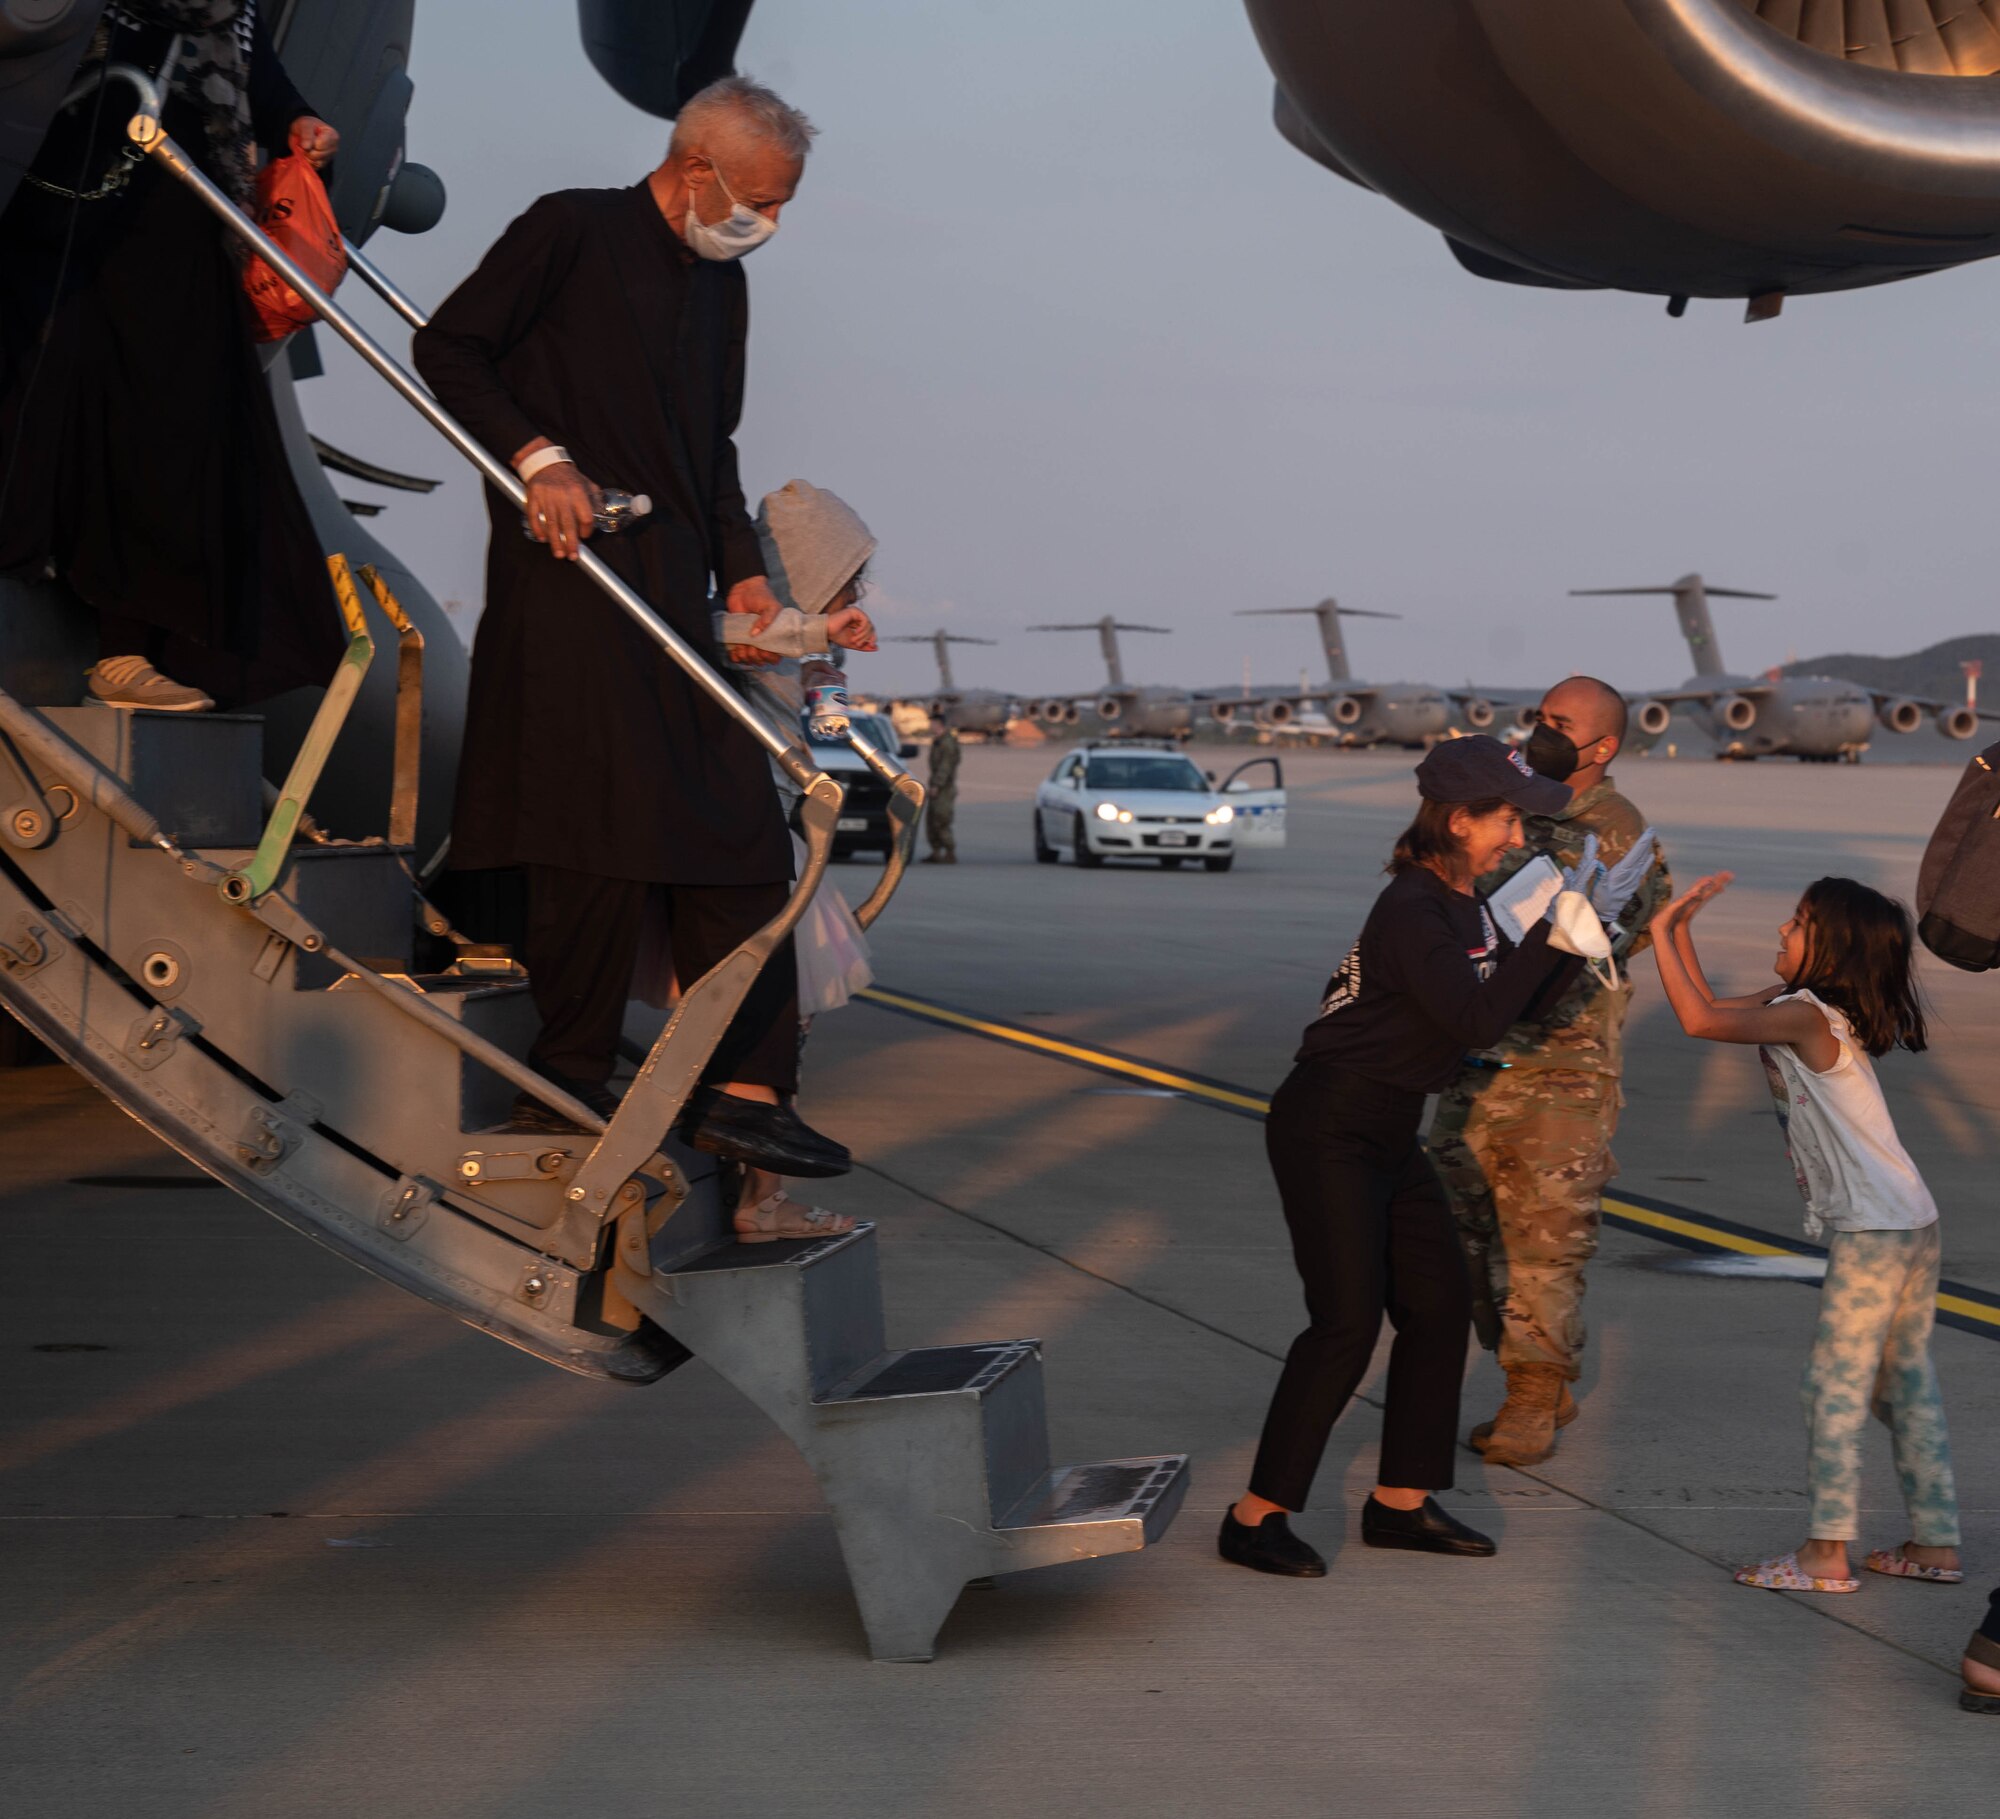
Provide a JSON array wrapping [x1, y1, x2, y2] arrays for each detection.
[[716, 479, 879, 737]]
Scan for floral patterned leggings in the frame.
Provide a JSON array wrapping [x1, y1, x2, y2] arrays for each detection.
[[1803, 1225, 1959, 1547]]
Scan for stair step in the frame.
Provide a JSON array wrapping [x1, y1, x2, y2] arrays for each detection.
[[831, 1340, 1037, 1404], [998, 1455, 1190, 1542], [665, 1223, 872, 1278]]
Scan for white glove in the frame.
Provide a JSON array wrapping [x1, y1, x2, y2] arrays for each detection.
[[1590, 828, 1659, 922]]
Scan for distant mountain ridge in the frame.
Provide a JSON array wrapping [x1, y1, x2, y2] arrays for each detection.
[[1781, 633, 2000, 702]]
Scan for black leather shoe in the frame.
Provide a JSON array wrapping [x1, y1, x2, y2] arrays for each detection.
[[1360, 1496, 1496, 1557], [509, 1075, 620, 1134], [1218, 1508, 1326, 1578], [681, 1089, 851, 1178]]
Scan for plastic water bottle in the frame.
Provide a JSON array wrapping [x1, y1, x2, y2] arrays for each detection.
[[805, 676, 851, 740], [521, 489, 653, 539]]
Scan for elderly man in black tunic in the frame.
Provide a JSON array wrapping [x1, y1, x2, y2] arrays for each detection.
[[415, 77, 848, 1188]]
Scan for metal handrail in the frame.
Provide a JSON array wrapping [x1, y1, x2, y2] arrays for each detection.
[[82, 62, 813, 786], [344, 239, 428, 332]]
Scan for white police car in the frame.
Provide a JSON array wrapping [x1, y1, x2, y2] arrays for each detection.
[[1033, 744, 1286, 871]]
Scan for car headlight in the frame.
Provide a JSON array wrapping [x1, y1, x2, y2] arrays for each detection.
[[1205, 804, 1235, 825], [1095, 801, 1134, 823]]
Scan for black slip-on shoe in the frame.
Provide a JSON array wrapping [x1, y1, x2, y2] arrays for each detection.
[[1360, 1496, 1496, 1557], [681, 1089, 852, 1178], [1218, 1509, 1326, 1578], [509, 1075, 619, 1135]]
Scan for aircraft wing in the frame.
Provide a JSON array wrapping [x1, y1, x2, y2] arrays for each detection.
[[1641, 684, 1776, 706], [1868, 690, 2000, 722]]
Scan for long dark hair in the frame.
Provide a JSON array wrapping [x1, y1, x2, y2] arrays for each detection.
[[1388, 796, 1509, 881], [1787, 876, 1926, 1058]]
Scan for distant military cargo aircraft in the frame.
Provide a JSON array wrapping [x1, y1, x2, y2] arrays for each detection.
[[1218, 599, 1515, 748], [1027, 618, 1209, 739], [1577, 574, 1986, 761], [886, 631, 1017, 739], [1245, 0, 2000, 316]]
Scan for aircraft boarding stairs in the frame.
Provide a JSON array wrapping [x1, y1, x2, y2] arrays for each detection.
[[0, 64, 1188, 1665]]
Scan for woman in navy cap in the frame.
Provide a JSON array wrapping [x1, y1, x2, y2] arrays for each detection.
[[1221, 735, 1581, 1577]]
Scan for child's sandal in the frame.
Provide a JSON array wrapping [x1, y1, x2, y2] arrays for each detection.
[[1867, 1545, 1964, 1585], [1732, 1552, 1859, 1594]]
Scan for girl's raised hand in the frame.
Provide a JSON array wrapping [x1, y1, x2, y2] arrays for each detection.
[[1661, 871, 1734, 926]]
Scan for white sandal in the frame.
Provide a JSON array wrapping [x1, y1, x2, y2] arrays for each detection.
[[1865, 1545, 1964, 1584], [1732, 1552, 1859, 1594], [733, 1189, 856, 1245]]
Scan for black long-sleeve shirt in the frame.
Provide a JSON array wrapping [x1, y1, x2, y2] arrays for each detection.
[[1295, 865, 1581, 1092]]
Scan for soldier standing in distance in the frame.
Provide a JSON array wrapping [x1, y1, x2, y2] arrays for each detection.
[[923, 717, 960, 863], [1428, 676, 1671, 1465]]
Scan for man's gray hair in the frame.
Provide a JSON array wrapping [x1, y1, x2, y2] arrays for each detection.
[[672, 75, 817, 162]]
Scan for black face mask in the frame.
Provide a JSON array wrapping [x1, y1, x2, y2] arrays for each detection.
[[1524, 723, 1580, 783]]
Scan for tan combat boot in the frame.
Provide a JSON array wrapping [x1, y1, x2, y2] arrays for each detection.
[[1470, 1364, 1577, 1466]]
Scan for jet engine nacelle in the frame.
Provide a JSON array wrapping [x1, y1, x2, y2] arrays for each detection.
[[1878, 697, 1924, 734], [1330, 694, 1365, 726], [1256, 699, 1297, 728], [1096, 695, 1126, 722], [1034, 697, 1078, 725], [1209, 700, 1239, 726], [1938, 705, 1980, 741], [1511, 703, 1538, 731], [1458, 696, 1494, 730], [1634, 699, 1673, 739], [1716, 694, 1758, 733], [1248, 0, 2000, 304]]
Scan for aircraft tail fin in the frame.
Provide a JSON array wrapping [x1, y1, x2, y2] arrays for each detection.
[[1569, 574, 1774, 679]]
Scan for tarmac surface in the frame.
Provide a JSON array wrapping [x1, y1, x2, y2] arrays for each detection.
[[4, 743, 1996, 1817]]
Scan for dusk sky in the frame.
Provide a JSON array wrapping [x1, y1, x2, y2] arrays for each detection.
[[304, 0, 2000, 704]]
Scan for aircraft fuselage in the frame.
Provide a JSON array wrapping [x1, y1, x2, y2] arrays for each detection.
[[1683, 673, 1876, 760]]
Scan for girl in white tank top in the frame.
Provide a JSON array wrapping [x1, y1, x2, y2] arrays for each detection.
[[1652, 872, 1959, 1598]]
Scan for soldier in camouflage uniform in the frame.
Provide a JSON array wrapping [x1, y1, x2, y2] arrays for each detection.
[[922, 718, 960, 863], [1429, 677, 1671, 1466]]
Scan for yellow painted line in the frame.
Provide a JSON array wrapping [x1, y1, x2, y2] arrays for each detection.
[[856, 988, 1272, 1115], [859, 985, 2000, 1335], [1600, 1196, 1792, 1258], [1939, 1293, 2000, 1329]]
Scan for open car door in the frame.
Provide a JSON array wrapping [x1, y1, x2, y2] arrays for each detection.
[[1219, 756, 1286, 849]]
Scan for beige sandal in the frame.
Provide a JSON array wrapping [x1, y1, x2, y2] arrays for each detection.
[[733, 1189, 856, 1245]]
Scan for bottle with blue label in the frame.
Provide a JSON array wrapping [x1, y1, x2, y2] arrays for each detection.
[[804, 671, 851, 740]]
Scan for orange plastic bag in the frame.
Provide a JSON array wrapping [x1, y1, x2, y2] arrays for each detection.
[[243, 152, 346, 342]]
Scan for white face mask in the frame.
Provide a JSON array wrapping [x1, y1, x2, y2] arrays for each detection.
[[683, 165, 777, 262]]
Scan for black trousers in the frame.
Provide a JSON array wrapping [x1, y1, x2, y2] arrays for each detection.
[[1249, 1063, 1472, 1509], [523, 865, 799, 1095]]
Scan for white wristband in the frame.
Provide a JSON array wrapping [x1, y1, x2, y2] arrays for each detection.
[[517, 445, 573, 482]]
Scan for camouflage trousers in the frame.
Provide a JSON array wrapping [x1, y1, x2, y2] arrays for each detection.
[[926, 798, 955, 858], [1428, 1065, 1620, 1379]]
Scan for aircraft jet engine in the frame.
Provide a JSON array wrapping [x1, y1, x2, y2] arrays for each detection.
[[1633, 699, 1674, 739], [1246, 0, 2000, 312], [1458, 695, 1496, 729], [1940, 704, 1981, 739], [1879, 696, 1925, 734]]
